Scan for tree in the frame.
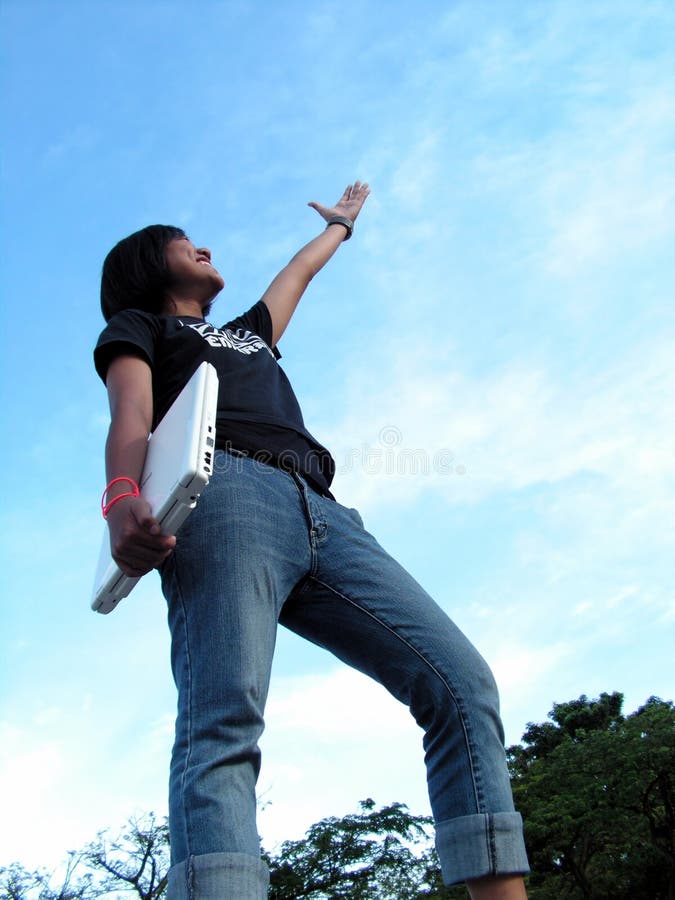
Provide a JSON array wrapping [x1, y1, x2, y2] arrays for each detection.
[[0, 816, 168, 900], [266, 798, 461, 899], [1, 803, 456, 900], [508, 693, 675, 899], [82, 813, 169, 900], [0, 851, 94, 900]]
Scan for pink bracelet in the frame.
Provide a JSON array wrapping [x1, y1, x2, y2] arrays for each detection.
[[101, 477, 140, 519]]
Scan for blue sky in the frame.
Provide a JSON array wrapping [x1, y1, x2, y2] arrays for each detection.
[[1, 0, 674, 876]]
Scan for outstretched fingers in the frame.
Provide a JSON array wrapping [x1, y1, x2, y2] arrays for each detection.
[[308, 180, 371, 224], [342, 181, 370, 199], [338, 181, 371, 218]]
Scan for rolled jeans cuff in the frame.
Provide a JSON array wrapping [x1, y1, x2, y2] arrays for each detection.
[[167, 851, 270, 900], [435, 812, 529, 885]]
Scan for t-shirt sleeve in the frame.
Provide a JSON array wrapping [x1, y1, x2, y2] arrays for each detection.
[[224, 300, 282, 359], [93, 310, 161, 383]]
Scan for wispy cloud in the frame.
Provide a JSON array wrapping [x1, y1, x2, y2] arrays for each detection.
[[323, 333, 673, 511], [259, 666, 429, 849]]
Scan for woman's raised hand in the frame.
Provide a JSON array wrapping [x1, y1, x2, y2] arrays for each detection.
[[308, 181, 371, 224]]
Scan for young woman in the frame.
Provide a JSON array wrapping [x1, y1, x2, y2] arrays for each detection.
[[95, 182, 529, 899]]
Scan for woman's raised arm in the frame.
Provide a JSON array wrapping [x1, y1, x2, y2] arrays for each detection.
[[260, 181, 370, 345]]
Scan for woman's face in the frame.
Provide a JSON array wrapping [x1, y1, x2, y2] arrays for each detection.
[[164, 236, 225, 307]]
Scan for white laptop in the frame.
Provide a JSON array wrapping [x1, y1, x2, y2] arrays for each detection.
[[91, 361, 219, 614]]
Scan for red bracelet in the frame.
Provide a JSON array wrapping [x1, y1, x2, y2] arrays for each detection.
[[101, 477, 140, 519]]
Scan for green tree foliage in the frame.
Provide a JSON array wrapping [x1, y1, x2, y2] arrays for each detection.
[[265, 798, 461, 899], [0, 803, 457, 900], [508, 692, 675, 899]]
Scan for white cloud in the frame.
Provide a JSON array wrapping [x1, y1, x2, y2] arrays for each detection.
[[265, 666, 412, 741], [490, 642, 572, 697], [258, 666, 429, 850], [324, 332, 674, 514], [44, 124, 99, 163], [543, 98, 675, 277], [390, 132, 445, 214], [472, 64, 675, 282], [0, 722, 77, 869], [0, 703, 174, 873]]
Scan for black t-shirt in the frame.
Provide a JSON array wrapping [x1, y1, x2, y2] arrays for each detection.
[[94, 301, 335, 496]]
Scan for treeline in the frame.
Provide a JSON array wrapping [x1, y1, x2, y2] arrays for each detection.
[[1, 692, 673, 899]]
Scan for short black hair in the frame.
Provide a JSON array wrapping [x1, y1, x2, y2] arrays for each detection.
[[100, 224, 186, 321]]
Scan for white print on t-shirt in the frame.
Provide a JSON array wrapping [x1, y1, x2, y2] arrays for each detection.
[[183, 322, 275, 358]]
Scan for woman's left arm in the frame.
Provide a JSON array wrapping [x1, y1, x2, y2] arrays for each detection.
[[260, 181, 370, 345]]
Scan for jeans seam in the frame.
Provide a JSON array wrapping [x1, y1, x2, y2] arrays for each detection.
[[487, 813, 497, 874], [171, 563, 194, 862], [307, 574, 484, 814], [187, 854, 194, 900]]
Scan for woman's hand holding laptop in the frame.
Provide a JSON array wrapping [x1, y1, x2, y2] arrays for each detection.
[[106, 496, 176, 578]]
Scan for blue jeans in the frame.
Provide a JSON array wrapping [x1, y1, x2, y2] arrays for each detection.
[[161, 451, 528, 898]]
